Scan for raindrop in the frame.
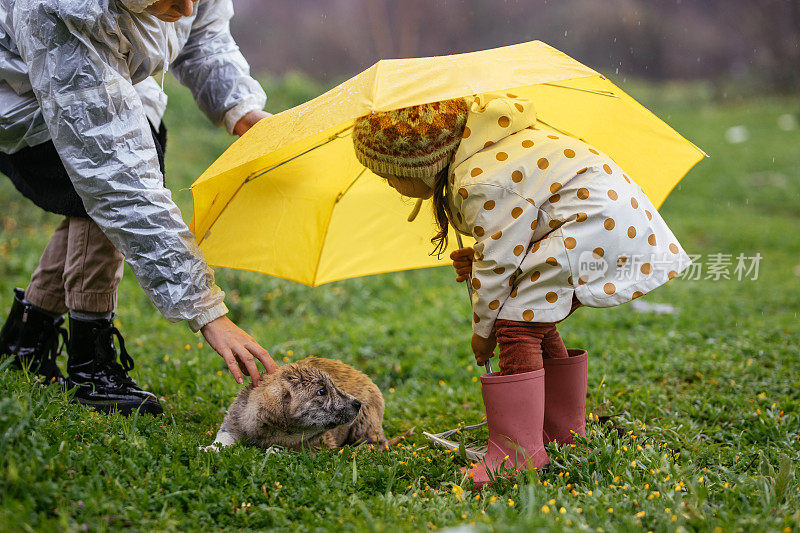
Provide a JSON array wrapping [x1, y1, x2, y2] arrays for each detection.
[[615, 67, 619, 74], [564, 30, 568, 37], [724, 125, 749, 144], [777, 114, 798, 131]]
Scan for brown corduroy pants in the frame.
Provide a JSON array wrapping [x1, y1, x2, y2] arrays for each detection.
[[495, 296, 582, 375], [25, 217, 124, 314]]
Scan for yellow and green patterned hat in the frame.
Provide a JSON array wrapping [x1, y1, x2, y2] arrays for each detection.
[[352, 98, 469, 186]]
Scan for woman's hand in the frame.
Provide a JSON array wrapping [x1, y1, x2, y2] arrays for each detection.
[[200, 315, 278, 386], [233, 110, 272, 136], [450, 247, 475, 283], [471, 331, 497, 366]]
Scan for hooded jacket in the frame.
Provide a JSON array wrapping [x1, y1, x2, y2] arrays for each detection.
[[449, 94, 691, 338], [0, 0, 267, 330]]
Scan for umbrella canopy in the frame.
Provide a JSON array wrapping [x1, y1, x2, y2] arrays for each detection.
[[191, 40, 705, 286]]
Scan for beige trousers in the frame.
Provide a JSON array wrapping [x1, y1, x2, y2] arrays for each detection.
[[25, 217, 124, 314]]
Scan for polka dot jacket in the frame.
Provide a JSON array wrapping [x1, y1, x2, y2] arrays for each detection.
[[448, 94, 691, 338]]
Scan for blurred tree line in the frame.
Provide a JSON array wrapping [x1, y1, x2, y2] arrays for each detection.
[[231, 0, 799, 92]]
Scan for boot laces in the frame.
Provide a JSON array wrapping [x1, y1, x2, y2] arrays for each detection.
[[37, 319, 67, 383], [94, 325, 135, 384]]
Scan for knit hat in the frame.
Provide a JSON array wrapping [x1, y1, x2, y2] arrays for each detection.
[[352, 98, 470, 187]]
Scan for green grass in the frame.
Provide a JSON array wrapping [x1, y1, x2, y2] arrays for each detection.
[[1, 76, 799, 532]]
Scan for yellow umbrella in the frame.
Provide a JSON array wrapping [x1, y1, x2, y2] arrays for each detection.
[[190, 40, 705, 286]]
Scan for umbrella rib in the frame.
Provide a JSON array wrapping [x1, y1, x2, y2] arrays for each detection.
[[247, 125, 354, 184], [312, 167, 367, 285], [196, 125, 354, 245], [534, 119, 574, 138], [541, 82, 619, 97], [335, 168, 367, 203]]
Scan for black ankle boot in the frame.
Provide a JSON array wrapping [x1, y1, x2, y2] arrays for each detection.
[[0, 288, 67, 385], [67, 315, 163, 416]]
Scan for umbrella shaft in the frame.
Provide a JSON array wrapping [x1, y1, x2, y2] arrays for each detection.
[[455, 233, 493, 375]]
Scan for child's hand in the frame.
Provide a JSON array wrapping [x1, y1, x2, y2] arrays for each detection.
[[471, 331, 497, 366], [450, 247, 475, 283]]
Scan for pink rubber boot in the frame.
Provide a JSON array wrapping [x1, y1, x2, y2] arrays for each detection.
[[542, 349, 588, 445], [468, 368, 549, 488]]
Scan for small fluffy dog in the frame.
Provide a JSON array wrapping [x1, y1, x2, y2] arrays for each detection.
[[206, 357, 387, 451]]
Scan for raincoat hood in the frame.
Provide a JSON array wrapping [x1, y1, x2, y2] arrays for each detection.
[[452, 94, 537, 169]]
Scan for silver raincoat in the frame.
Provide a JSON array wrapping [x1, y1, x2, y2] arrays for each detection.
[[0, 0, 267, 331]]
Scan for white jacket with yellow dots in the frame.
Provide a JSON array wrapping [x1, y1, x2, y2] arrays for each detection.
[[448, 95, 691, 338]]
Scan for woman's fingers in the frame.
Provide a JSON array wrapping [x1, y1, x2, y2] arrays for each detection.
[[233, 345, 261, 386], [219, 346, 244, 384], [247, 342, 279, 374], [200, 316, 276, 386]]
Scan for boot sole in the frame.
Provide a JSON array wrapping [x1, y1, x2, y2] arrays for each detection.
[[72, 398, 163, 416]]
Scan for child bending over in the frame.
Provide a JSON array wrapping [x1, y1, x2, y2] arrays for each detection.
[[351, 94, 689, 486]]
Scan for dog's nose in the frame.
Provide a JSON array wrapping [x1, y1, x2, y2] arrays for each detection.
[[351, 399, 362, 412]]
